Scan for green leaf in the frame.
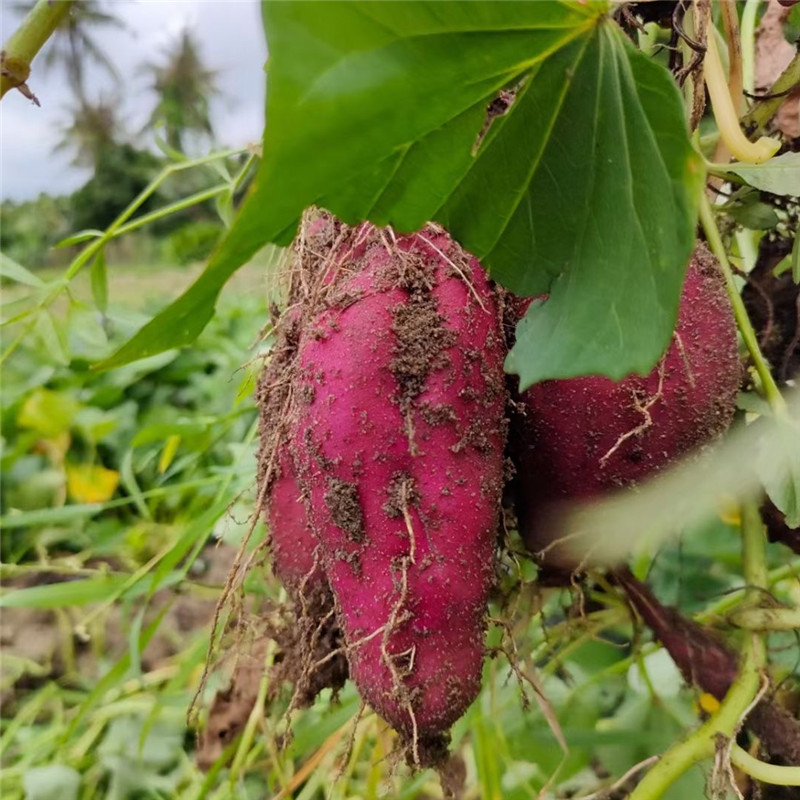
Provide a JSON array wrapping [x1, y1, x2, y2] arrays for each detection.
[[0, 253, 44, 287], [255, 1, 700, 385], [792, 226, 799, 284], [98, 1, 700, 385], [786, 3, 800, 44], [90, 250, 108, 313], [498, 29, 702, 384], [131, 421, 207, 448], [54, 229, 104, 248], [723, 188, 780, 230], [0, 504, 104, 529], [759, 415, 800, 528], [92, 2, 596, 370], [720, 152, 800, 197], [120, 449, 151, 520], [23, 765, 81, 800], [18, 388, 80, 437], [34, 310, 70, 366], [0, 574, 129, 608]]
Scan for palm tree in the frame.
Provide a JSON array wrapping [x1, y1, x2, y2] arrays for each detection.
[[144, 29, 218, 153], [13, 1, 128, 102], [55, 96, 120, 170]]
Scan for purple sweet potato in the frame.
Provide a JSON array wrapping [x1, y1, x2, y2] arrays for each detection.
[[512, 244, 741, 567], [290, 217, 507, 761]]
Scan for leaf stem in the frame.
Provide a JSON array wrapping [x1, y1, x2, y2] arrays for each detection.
[[704, 26, 780, 163], [741, 500, 769, 595], [698, 192, 786, 413], [0, 0, 73, 101]]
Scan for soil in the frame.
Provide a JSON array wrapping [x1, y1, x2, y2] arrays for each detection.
[[742, 237, 800, 385], [0, 542, 236, 708], [391, 294, 456, 408], [324, 478, 365, 543]]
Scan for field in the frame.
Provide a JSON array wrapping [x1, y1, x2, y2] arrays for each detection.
[[1, 257, 798, 800]]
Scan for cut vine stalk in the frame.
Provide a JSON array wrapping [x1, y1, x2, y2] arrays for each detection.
[[0, 0, 74, 102]]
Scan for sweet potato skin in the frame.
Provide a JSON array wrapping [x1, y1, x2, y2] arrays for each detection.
[[512, 244, 741, 564], [292, 222, 506, 750], [266, 450, 323, 594]]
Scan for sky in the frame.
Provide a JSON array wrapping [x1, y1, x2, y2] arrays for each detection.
[[1, 1, 267, 201]]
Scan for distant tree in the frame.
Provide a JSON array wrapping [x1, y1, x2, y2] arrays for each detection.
[[55, 96, 121, 170], [144, 29, 218, 153], [12, 0, 128, 102]]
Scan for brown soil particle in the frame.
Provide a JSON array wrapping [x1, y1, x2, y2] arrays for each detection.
[[383, 472, 421, 519], [324, 478, 365, 542], [419, 401, 458, 427], [391, 296, 457, 408]]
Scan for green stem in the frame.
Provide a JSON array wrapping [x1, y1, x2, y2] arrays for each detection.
[[741, 500, 769, 595], [0, 0, 74, 100], [62, 147, 244, 283], [742, 49, 800, 133], [113, 185, 228, 238], [698, 193, 786, 413], [0, 146, 251, 365], [228, 640, 277, 785], [700, 557, 800, 619], [628, 634, 762, 800], [630, 500, 769, 800], [0, 476, 224, 530]]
